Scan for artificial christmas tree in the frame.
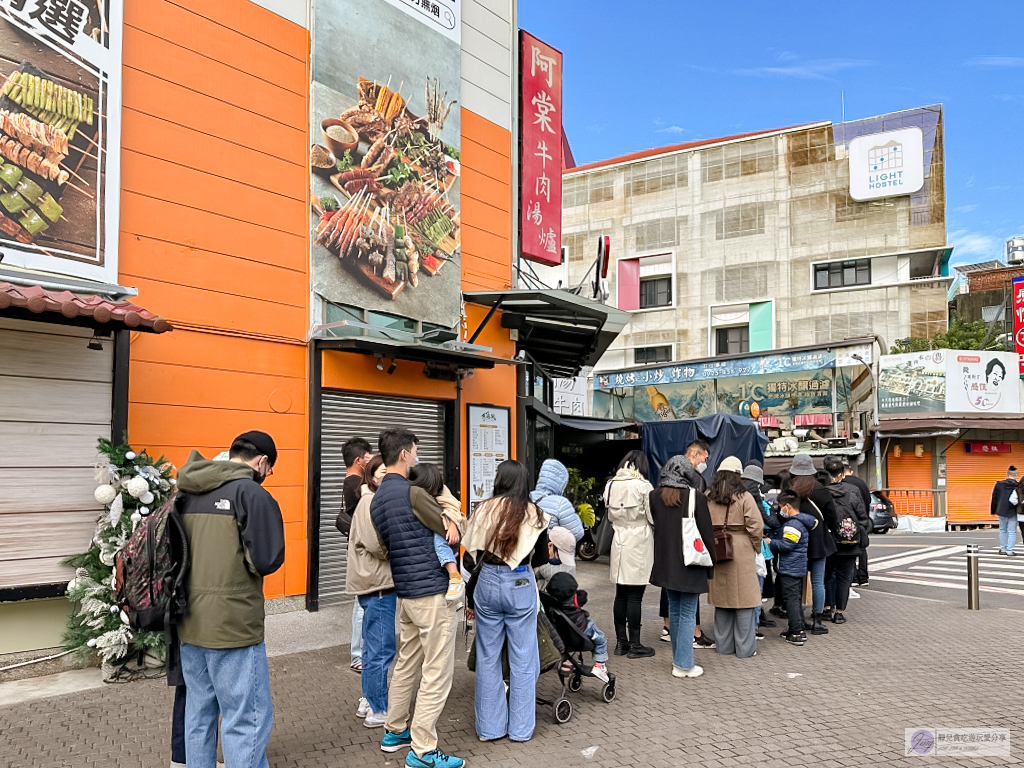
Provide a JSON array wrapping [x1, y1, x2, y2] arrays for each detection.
[[63, 438, 176, 679]]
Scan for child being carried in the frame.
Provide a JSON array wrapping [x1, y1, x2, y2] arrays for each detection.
[[409, 462, 465, 602]]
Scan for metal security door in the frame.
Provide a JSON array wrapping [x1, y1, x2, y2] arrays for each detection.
[[318, 391, 445, 606]]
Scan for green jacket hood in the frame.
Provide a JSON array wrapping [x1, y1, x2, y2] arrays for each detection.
[[176, 450, 257, 494]]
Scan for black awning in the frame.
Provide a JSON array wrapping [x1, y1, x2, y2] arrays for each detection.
[[464, 289, 630, 379], [878, 415, 1024, 432], [559, 416, 635, 432], [317, 336, 512, 369]]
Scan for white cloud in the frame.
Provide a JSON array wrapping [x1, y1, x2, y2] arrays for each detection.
[[731, 58, 873, 81], [966, 56, 1024, 67], [948, 229, 1003, 266], [953, 204, 979, 213], [656, 125, 686, 134]]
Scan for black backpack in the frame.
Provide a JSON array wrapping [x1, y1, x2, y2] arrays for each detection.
[[827, 484, 864, 549], [114, 495, 190, 632]]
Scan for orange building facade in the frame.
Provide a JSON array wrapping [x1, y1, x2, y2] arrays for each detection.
[[120, 0, 519, 605], [0, 0, 524, 650]]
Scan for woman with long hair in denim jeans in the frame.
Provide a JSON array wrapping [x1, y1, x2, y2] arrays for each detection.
[[462, 460, 550, 743]]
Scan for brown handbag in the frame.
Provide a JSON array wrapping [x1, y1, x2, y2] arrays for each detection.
[[712, 502, 734, 562]]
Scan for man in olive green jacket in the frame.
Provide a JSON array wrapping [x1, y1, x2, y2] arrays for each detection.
[[177, 431, 284, 768]]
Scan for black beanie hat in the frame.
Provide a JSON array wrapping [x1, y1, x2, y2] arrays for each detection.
[[235, 430, 278, 466], [547, 571, 578, 601]]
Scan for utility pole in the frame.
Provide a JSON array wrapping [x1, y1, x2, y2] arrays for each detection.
[[852, 352, 882, 490]]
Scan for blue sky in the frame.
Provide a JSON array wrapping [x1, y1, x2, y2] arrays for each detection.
[[519, 0, 1024, 267]]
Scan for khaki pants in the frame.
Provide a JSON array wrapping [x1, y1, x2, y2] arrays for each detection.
[[385, 593, 458, 756]]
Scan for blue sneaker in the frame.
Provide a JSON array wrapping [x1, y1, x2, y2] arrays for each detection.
[[381, 728, 412, 753], [405, 749, 465, 768]]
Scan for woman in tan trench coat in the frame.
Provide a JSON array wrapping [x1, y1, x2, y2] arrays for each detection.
[[705, 456, 763, 659]]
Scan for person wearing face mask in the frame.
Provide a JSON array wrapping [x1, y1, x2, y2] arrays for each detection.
[[174, 430, 285, 768], [370, 428, 465, 768], [658, 440, 716, 650]]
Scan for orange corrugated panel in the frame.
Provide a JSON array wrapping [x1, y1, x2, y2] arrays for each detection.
[[886, 451, 935, 516], [461, 108, 512, 290], [945, 443, 1021, 523]]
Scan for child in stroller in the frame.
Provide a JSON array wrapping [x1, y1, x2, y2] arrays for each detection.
[[541, 572, 616, 722]]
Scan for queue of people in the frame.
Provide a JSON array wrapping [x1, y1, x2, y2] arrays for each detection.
[[167, 425, 874, 768]]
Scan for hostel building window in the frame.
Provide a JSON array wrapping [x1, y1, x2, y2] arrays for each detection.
[[635, 345, 673, 365], [711, 203, 766, 240], [814, 259, 871, 290], [701, 138, 775, 183], [631, 216, 679, 250], [788, 126, 833, 167], [626, 156, 688, 196], [716, 326, 749, 355], [639, 276, 672, 309]]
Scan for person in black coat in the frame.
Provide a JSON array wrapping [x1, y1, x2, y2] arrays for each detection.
[[649, 455, 716, 679], [841, 458, 873, 584], [786, 454, 837, 636], [823, 457, 871, 624]]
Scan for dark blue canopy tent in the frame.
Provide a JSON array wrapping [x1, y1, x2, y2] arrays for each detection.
[[642, 414, 768, 486]]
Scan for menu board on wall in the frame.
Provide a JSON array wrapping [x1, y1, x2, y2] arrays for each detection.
[[467, 404, 509, 511], [310, 0, 462, 327], [0, 1, 122, 284], [519, 30, 562, 266]]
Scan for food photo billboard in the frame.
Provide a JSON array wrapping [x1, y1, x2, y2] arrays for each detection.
[[878, 350, 947, 414], [310, 0, 462, 328], [0, 0, 122, 284]]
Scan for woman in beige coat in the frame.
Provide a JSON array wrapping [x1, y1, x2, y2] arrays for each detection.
[[705, 456, 763, 659], [604, 450, 655, 657]]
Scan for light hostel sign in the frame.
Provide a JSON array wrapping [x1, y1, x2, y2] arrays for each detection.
[[848, 127, 924, 202], [519, 30, 562, 266]]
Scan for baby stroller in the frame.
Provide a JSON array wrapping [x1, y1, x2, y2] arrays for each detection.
[[538, 590, 616, 724]]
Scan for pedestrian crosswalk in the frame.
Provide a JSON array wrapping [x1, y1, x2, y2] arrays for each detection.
[[869, 546, 1024, 597]]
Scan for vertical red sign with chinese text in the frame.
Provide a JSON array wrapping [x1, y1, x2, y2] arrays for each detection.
[[1013, 277, 1024, 377], [519, 31, 562, 266]]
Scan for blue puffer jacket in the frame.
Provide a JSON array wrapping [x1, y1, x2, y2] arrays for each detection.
[[370, 474, 448, 599], [530, 459, 584, 541], [768, 512, 818, 578]]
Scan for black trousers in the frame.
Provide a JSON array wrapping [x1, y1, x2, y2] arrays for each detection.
[[171, 684, 186, 764], [614, 583, 647, 636], [778, 574, 805, 635], [856, 548, 869, 583], [832, 554, 858, 612]]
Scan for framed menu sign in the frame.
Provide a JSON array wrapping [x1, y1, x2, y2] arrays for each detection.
[[467, 404, 510, 512]]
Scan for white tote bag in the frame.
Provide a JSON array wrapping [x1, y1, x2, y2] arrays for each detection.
[[681, 489, 713, 567]]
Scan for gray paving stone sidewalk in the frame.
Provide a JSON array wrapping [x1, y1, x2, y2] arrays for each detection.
[[1, 561, 1019, 767]]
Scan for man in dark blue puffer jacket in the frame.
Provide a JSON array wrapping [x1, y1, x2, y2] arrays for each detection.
[[370, 428, 464, 768]]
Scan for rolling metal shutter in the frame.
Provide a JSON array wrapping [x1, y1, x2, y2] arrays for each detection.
[[945, 443, 1022, 524], [318, 391, 446, 606], [885, 450, 934, 516], [0, 318, 113, 588]]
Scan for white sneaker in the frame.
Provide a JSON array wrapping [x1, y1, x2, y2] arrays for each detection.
[[849, 589, 860, 599], [356, 697, 370, 718], [672, 664, 704, 678], [591, 662, 610, 683], [445, 577, 465, 602], [659, 627, 671, 643], [363, 710, 388, 728]]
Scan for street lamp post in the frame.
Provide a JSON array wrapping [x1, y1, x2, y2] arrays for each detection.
[[852, 353, 882, 491]]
